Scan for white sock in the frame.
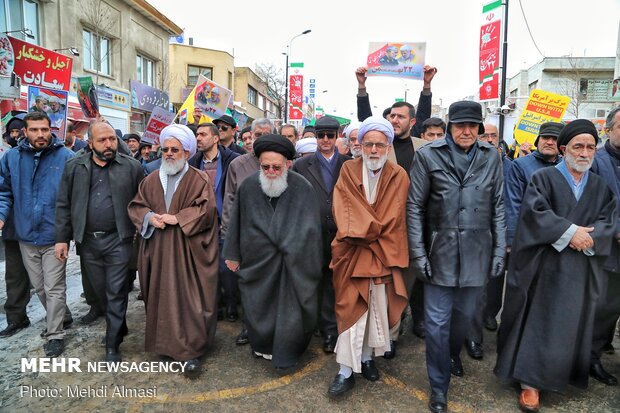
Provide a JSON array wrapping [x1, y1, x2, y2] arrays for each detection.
[[338, 364, 353, 378]]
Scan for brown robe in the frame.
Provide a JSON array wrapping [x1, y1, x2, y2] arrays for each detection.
[[330, 157, 409, 333], [128, 167, 219, 361]]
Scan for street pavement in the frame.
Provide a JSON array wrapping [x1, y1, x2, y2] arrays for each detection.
[[1, 249, 619, 412]]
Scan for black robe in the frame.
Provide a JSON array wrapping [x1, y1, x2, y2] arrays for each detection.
[[495, 167, 617, 392], [222, 171, 322, 368]]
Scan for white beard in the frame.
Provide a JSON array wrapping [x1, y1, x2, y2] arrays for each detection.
[[160, 157, 186, 175], [564, 151, 593, 173], [259, 168, 289, 198], [362, 152, 388, 171], [350, 147, 363, 158]]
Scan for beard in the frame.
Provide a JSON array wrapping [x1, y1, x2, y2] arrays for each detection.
[[92, 146, 116, 162], [350, 147, 363, 158], [160, 157, 186, 175], [259, 168, 289, 198], [564, 151, 593, 173], [362, 152, 388, 171]]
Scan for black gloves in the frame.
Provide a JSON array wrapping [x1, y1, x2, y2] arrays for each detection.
[[490, 255, 505, 278], [412, 256, 432, 282]]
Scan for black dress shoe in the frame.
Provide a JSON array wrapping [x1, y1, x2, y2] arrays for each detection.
[[429, 391, 447, 413], [184, 358, 201, 379], [235, 328, 249, 345], [226, 305, 239, 322], [105, 348, 122, 362], [383, 340, 397, 359], [361, 360, 380, 381], [80, 307, 103, 325], [323, 334, 337, 353], [412, 321, 426, 338], [465, 340, 483, 360], [483, 315, 498, 331], [450, 356, 464, 377], [590, 361, 618, 386], [328, 373, 355, 397], [0, 319, 30, 338]]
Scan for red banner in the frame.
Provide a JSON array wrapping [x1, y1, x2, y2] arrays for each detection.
[[479, 9, 501, 101], [8, 36, 73, 91], [289, 74, 303, 121]]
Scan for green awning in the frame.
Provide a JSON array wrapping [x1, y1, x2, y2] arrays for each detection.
[[309, 114, 351, 126]]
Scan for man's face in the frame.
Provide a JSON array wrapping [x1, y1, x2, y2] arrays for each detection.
[[401, 49, 411, 59], [215, 121, 235, 143], [162, 138, 189, 162], [127, 138, 140, 152], [478, 124, 499, 147], [349, 130, 362, 157], [537, 135, 559, 158], [249, 124, 272, 153], [89, 123, 118, 161], [302, 131, 316, 139], [316, 129, 337, 155], [562, 134, 596, 173], [336, 138, 349, 155], [50, 102, 60, 113], [25, 119, 52, 149], [605, 111, 620, 149], [450, 122, 479, 151], [140, 145, 151, 159], [9, 129, 20, 139], [259, 151, 288, 180], [281, 126, 297, 144], [242, 131, 254, 152], [388, 106, 415, 139], [35, 99, 47, 111], [421, 126, 445, 142], [361, 130, 390, 170], [387, 48, 397, 59], [196, 126, 219, 153]]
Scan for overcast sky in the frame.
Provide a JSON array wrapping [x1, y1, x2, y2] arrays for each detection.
[[150, 0, 620, 120]]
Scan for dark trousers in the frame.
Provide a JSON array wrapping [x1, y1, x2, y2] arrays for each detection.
[[79, 257, 103, 312], [3, 239, 31, 323], [218, 237, 239, 308], [424, 284, 482, 395], [468, 283, 487, 344], [80, 233, 132, 350], [592, 270, 620, 362], [409, 278, 426, 324], [319, 264, 338, 337]]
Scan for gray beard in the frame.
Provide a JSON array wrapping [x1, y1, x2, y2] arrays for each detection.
[[160, 158, 186, 175], [362, 152, 388, 171], [259, 168, 289, 198], [350, 147, 363, 158], [564, 152, 593, 173]]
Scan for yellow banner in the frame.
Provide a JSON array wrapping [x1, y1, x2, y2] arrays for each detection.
[[176, 74, 213, 125], [513, 89, 570, 148]]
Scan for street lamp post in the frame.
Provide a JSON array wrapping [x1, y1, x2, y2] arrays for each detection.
[[284, 29, 311, 124]]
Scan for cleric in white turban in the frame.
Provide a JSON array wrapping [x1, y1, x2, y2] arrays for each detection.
[[295, 137, 318, 158], [160, 123, 197, 158], [357, 116, 394, 144]]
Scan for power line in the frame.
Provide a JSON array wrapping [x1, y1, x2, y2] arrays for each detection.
[[517, 0, 545, 59]]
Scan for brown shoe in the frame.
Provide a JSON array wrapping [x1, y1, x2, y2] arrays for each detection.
[[519, 389, 539, 412]]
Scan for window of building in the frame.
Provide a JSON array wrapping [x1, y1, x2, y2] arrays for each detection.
[[1, 0, 40, 43], [258, 94, 265, 110], [83, 29, 111, 75], [228, 71, 233, 89], [528, 81, 538, 93], [510, 89, 518, 97], [136, 54, 154, 87], [248, 86, 258, 106], [187, 65, 212, 87]]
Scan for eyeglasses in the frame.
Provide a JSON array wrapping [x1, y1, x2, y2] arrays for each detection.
[[162, 147, 182, 153], [362, 142, 388, 149], [218, 125, 230, 132], [317, 131, 337, 139], [260, 164, 282, 172]]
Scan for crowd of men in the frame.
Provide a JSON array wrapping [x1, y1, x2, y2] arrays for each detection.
[[1, 66, 619, 412]]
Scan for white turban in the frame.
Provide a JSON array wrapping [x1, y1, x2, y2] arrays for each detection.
[[357, 116, 394, 144], [159, 124, 196, 157], [295, 137, 317, 155], [343, 122, 361, 140]]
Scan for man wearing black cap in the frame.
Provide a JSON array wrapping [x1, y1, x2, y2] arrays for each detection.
[[123, 133, 141, 158], [292, 116, 350, 353], [223, 134, 322, 369], [214, 115, 246, 155], [495, 119, 617, 412], [407, 101, 506, 413]]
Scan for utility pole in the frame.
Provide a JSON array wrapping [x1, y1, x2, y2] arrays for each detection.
[[499, 0, 510, 142]]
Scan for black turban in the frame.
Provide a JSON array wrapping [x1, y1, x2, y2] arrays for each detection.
[[253, 134, 296, 160], [556, 119, 599, 149]]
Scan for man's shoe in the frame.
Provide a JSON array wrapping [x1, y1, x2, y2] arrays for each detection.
[[465, 340, 483, 360], [63, 317, 73, 329], [450, 356, 464, 377], [323, 334, 337, 353], [235, 328, 249, 345], [590, 361, 618, 386], [226, 305, 239, 322], [328, 373, 355, 397], [412, 321, 426, 339], [383, 340, 397, 359], [80, 308, 103, 325], [519, 388, 539, 412], [483, 315, 498, 331], [136, 292, 144, 301], [105, 348, 122, 363], [44, 339, 64, 357], [602, 342, 615, 355], [184, 358, 201, 379], [0, 319, 30, 338], [428, 391, 447, 413], [361, 360, 380, 381]]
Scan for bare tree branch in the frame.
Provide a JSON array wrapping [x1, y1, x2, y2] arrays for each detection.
[[255, 63, 285, 119]]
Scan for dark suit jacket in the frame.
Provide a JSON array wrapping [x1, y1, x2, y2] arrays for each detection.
[[292, 152, 350, 260]]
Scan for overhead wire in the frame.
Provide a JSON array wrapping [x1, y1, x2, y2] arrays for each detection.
[[517, 0, 546, 59]]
